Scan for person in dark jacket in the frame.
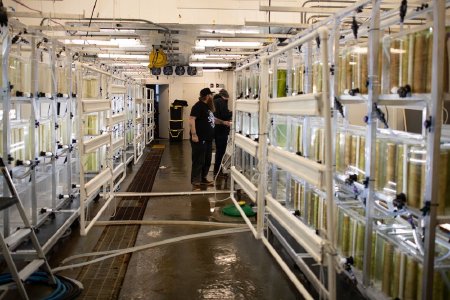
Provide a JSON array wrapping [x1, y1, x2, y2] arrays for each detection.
[[189, 88, 230, 190], [213, 89, 232, 176]]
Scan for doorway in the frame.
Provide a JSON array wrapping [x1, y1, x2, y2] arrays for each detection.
[[147, 84, 170, 139]]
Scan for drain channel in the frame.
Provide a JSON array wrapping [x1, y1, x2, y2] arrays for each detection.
[[76, 146, 164, 299]]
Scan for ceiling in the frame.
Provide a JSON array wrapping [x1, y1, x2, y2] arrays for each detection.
[[3, 0, 439, 79]]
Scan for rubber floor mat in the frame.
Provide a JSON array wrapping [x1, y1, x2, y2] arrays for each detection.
[[76, 145, 164, 299]]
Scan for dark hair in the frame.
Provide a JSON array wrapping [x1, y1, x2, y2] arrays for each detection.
[[218, 89, 229, 99]]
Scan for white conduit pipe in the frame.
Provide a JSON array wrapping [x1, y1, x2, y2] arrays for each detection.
[[230, 194, 258, 238], [101, 191, 232, 197], [54, 227, 250, 272], [261, 237, 314, 300], [93, 220, 246, 228]]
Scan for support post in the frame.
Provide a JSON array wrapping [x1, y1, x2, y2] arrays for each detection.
[[256, 58, 269, 238], [422, 0, 445, 298], [50, 39, 57, 209], [30, 36, 38, 225], [362, 0, 381, 287], [320, 28, 336, 300], [2, 28, 11, 236]]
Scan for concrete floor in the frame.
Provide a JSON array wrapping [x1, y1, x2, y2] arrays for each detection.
[[46, 140, 301, 300], [119, 140, 300, 299]]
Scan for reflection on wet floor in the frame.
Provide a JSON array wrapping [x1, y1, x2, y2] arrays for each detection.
[[119, 140, 300, 300]]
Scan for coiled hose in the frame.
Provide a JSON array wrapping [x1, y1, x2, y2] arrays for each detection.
[[0, 271, 82, 300]]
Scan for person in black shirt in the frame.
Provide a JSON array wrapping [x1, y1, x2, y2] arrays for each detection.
[[213, 89, 232, 176], [189, 88, 230, 190]]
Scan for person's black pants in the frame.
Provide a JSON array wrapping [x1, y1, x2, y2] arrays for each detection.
[[191, 140, 212, 184], [214, 135, 228, 175]]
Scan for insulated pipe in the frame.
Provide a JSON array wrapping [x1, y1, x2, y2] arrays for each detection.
[[54, 227, 251, 272]]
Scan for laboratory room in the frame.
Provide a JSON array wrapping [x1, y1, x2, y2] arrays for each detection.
[[0, 0, 449, 299]]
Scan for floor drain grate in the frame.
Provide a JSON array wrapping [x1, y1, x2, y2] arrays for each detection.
[[76, 146, 164, 299]]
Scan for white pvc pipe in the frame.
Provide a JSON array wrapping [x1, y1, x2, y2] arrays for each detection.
[[54, 227, 251, 271], [104, 190, 231, 197], [262, 237, 314, 300], [94, 220, 246, 228], [230, 194, 258, 238]]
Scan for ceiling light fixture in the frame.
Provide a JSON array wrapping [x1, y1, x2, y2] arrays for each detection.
[[98, 54, 148, 59], [196, 40, 262, 48], [64, 38, 144, 48], [202, 69, 224, 73], [190, 54, 242, 60], [189, 62, 231, 68]]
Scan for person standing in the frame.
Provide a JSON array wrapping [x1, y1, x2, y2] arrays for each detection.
[[189, 88, 216, 190], [213, 89, 232, 176]]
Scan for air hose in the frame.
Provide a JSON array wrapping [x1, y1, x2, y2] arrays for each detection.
[[54, 227, 251, 272], [0, 272, 83, 300]]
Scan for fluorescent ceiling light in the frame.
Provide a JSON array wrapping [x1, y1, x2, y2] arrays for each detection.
[[202, 69, 224, 73], [196, 40, 262, 47], [98, 54, 148, 59], [190, 54, 242, 60], [64, 38, 144, 48], [189, 62, 231, 68], [195, 40, 262, 48]]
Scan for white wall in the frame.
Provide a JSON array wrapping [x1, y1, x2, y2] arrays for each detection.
[[150, 71, 234, 139]]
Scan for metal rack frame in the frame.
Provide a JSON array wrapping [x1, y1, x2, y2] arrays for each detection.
[[231, 0, 450, 299], [232, 27, 335, 300]]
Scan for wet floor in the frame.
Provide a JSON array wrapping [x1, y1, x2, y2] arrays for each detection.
[[119, 140, 301, 299]]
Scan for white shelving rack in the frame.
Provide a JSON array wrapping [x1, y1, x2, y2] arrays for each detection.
[[0, 17, 156, 245], [75, 62, 115, 236], [331, 1, 450, 299], [125, 83, 135, 165], [232, 28, 335, 300], [144, 88, 155, 145], [1, 27, 79, 250], [231, 0, 450, 299], [109, 75, 127, 191], [131, 83, 145, 164]]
